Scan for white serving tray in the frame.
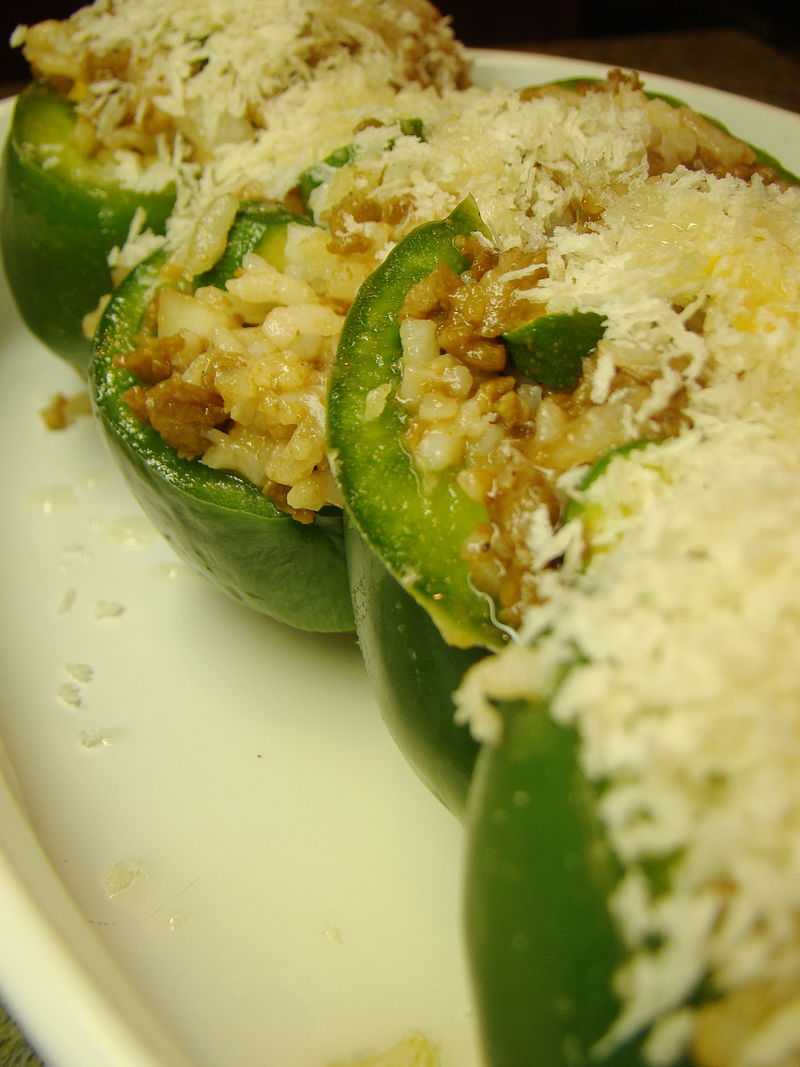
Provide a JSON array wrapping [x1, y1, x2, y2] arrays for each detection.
[[2, 51, 799, 1067]]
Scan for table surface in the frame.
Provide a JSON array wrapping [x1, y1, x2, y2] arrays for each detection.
[[1, 24, 799, 1067]]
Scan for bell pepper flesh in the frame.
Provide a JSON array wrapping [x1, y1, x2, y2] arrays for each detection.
[[345, 517, 483, 817], [192, 200, 312, 284], [328, 197, 507, 650], [0, 82, 176, 373], [91, 204, 354, 632]]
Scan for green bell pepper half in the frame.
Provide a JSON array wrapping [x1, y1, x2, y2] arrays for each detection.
[[329, 196, 509, 650], [90, 202, 354, 632], [345, 517, 483, 817], [327, 92, 800, 1064], [0, 81, 175, 373], [328, 198, 615, 650]]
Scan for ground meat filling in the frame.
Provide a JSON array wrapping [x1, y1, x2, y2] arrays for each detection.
[[323, 191, 417, 256], [465, 363, 689, 627], [117, 310, 337, 525], [119, 337, 231, 462], [398, 238, 692, 628]]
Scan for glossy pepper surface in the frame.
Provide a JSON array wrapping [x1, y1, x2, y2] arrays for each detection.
[[91, 202, 354, 632], [463, 695, 699, 1067]]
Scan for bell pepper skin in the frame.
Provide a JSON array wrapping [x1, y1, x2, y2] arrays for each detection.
[[503, 310, 606, 391], [329, 196, 506, 651], [91, 205, 354, 632], [463, 700, 685, 1067], [345, 518, 482, 817], [0, 82, 175, 373]]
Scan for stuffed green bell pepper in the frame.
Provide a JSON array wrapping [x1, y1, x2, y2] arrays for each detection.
[[320, 67, 797, 819], [327, 60, 800, 769], [91, 198, 357, 632], [3, 0, 470, 373], [328, 194, 653, 808], [327, 194, 618, 808], [1, 81, 175, 372], [329, 94, 800, 1064]]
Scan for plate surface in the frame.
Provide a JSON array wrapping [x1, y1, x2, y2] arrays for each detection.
[[2, 50, 800, 1067]]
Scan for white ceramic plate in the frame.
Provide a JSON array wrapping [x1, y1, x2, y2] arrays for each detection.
[[2, 50, 800, 1067]]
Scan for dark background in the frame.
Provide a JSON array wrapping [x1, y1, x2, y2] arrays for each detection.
[[442, 0, 798, 51], [2, 1, 799, 88]]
